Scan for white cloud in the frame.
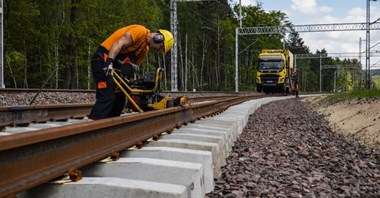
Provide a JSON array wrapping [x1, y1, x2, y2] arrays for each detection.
[[302, 31, 363, 54], [233, 0, 257, 6], [291, 0, 332, 15], [346, 7, 365, 22], [298, 5, 380, 56]]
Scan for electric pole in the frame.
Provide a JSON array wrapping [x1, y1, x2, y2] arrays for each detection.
[[170, 0, 216, 91], [0, 0, 4, 88]]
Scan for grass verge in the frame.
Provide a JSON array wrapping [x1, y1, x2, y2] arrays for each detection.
[[325, 89, 380, 102]]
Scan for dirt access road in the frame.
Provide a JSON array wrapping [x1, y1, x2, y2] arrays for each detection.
[[304, 96, 380, 150]]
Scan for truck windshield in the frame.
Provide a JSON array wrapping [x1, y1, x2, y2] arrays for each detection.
[[258, 61, 283, 69]]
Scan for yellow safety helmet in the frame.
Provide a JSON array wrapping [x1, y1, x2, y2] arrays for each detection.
[[158, 29, 174, 54]]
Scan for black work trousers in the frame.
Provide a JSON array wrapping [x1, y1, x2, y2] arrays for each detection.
[[89, 56, 126, 120]]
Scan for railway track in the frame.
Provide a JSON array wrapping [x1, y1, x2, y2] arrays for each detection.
[[0, 94, 273, 197]]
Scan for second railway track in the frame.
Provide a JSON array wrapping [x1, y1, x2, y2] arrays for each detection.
[[0, 95, 242, 130], [1, 94, 281, 197]]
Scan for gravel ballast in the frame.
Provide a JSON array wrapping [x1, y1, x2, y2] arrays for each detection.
[[207, 98, 380, 197]]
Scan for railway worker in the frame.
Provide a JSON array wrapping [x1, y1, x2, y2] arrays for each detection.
[[291, 71, 299, 98], [89, 25, 174, 120], [292, 78, 299, 98]]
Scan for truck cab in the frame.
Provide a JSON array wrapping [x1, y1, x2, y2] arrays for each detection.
[[256, 49, 293, 94]]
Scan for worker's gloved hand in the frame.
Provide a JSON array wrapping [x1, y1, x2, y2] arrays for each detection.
[[121, 62, 139, 78], [104, 58, 114, 77]]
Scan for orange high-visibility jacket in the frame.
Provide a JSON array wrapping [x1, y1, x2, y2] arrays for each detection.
[[101, 25, 150, 65]]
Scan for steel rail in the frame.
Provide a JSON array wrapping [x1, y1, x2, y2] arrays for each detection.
[[0, 103, 92, 128], [0, 95, 259, 197]]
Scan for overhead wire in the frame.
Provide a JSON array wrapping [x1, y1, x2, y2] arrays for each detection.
[[180, 4, 222, 29]]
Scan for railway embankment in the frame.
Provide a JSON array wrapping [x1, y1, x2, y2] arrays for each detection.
[[306, 96, 380, 151], [2, 93, 379, 197]]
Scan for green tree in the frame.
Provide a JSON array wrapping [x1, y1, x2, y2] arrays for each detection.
[[4, 0, 41, 88], [4, 0, 323, 93]]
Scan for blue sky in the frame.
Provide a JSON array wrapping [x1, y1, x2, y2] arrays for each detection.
[[231, 0, 380, 67]]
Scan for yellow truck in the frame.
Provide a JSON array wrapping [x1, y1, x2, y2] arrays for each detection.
[[256, 49, 294, 94]]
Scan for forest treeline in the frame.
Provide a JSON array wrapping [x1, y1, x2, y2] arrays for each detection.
[[3, 0, 363, 92]]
